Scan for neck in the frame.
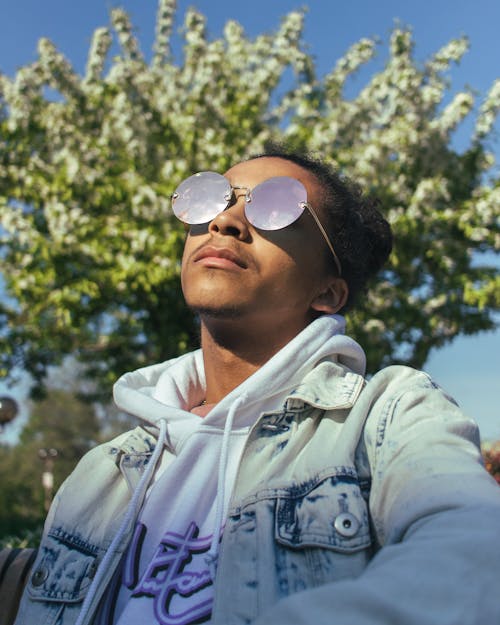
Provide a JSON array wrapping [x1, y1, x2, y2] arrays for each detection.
[[199, 316, 309, 404]]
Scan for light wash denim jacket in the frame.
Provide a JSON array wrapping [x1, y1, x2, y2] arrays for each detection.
[[15, 363, 500, 625]]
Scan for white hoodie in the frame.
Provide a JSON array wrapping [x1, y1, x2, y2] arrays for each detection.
[[95, 315, 365, 625]]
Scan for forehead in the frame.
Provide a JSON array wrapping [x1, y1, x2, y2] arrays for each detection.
[[224, 157, 321, 201]]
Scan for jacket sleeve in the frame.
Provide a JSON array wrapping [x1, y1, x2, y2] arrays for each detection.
[[251, 366, 500, 625]]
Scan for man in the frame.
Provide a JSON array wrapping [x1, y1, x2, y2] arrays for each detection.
[[14, 151, 500, 625]]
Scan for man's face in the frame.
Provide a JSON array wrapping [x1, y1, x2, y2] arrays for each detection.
[[180, 157, 344, 336]]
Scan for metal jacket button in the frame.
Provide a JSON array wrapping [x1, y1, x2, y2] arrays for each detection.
[[31, 566, 49, 587], [334, 512, 360, 537]]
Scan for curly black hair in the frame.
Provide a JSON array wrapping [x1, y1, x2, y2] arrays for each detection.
[[249, 147, 393, 311]]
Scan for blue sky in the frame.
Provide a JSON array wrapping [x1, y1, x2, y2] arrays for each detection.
[[0, 0, 499, 440]]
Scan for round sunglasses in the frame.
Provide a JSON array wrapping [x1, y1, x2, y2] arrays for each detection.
[[171, 171, 342, 275]]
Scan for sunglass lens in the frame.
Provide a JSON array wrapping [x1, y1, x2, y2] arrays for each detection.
[[172, 172, 230, 224], [246, 177, 307, 230]]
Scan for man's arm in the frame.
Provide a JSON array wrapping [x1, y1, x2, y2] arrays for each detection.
[[252, 366, 500, 624]]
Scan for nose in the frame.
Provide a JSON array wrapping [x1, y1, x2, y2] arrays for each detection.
[[208, 193, 250, 240]]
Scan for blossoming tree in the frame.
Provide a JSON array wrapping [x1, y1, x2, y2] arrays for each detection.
[[1, 0, 499, 397]]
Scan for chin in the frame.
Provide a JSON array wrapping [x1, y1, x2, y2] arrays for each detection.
[[188, 303, 244, 320]]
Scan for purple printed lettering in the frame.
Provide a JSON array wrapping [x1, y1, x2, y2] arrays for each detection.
[[131, 521, 214, 625]]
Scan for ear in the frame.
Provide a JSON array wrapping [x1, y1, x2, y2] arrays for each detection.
[[311, 278, 349, 315]]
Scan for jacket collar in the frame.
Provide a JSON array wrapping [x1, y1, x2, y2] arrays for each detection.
[[285, 361, 365, 411]]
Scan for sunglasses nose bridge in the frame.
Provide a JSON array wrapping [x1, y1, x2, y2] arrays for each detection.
[[230, 185, 251, 203], [223, 186, 251, 214]]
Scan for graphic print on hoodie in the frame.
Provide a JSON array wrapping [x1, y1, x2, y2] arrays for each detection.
[[101, 520, 219, 625], [94, 314, 366, 625]]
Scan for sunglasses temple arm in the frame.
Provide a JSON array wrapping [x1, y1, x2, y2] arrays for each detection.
[[305, 204, 342, 276]]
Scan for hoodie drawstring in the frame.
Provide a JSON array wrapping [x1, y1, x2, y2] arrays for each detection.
[[205, 392, 247, 579], [74, 418, 168, 625]]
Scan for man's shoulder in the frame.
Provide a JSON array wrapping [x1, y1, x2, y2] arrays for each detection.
[[359, 364, 477, 445], [363, 364, 451, 400], [67, 425, 158, 477]]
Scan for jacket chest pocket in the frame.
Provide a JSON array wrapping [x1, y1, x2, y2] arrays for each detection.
[[273, 472, 372, 594]]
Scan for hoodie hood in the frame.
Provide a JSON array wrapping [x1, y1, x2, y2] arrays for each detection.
[[113, 314, 365, 433]]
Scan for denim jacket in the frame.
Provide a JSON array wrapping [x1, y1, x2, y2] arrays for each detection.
[[14, 363, 500, 625]]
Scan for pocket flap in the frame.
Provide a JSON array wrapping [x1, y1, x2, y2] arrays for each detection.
[[275, 473, 371, 553]]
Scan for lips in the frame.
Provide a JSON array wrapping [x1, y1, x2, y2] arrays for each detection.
[[193, 245, 248, 269]]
